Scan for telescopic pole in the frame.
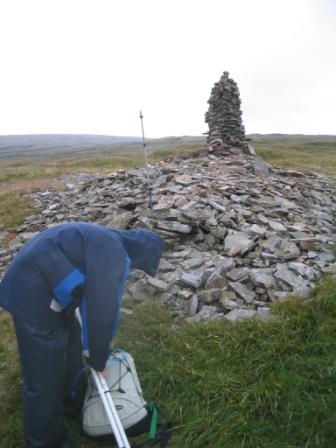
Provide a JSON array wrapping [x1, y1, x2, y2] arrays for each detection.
[[139, 110, 153, 211], [75, 309, 131, 448]]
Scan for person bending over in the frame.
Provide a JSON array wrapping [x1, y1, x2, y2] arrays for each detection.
[[0, 222, 163, 448]]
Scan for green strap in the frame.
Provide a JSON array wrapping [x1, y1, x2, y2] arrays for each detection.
[[148, 402, 159, 439]]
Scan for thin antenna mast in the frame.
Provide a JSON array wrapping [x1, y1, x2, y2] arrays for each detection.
[[139, 110, 153, 211]]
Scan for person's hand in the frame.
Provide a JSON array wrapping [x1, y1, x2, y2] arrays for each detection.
[[100, 367, 108, 379]]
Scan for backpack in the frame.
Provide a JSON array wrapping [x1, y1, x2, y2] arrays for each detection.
[[82, 350, 172, 446]]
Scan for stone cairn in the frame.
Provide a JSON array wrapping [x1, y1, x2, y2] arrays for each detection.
[[205, 71, 249, 155], [0, 75, 335, 324], [1, 153, 335, 324]]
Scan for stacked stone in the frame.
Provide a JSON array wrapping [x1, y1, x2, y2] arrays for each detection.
[[205, 71, 247, 154], [1, 153, 335, 322]]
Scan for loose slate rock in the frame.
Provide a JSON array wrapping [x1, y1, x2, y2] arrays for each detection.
[[224, 232, 254, 256], [157, 220, 193, 234], [181, 271, 204, 288], [147, 277, 169, 292], [225, 267, 250, 282], [1, 145, 335, 325], [250, 270, 276, 288], [228, 281, 256, 303], [275, 263, 307, 290], [224, 308, 257, 321]]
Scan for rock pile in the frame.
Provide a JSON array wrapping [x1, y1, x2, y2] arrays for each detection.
[[0, 153, 335, 323], [205, 71, 248, 155]]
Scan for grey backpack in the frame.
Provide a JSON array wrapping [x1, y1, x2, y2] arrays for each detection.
[[82, 350, 149, 437]]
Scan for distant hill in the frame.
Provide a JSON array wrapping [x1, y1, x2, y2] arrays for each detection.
[[0, 134, 144, 145], [0, 134, 142, 159], [0, 134, 205, 159], [1, 133, 335, 160], [248, 134, 336, 142]]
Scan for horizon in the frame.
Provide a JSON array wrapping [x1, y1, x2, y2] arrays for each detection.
[[1, 132, 336, 139]]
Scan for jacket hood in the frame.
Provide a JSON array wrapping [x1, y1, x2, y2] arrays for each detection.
[[112, 229, 163, 277]]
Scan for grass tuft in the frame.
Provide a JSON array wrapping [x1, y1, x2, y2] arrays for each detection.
[[252, 137, 336, 177], [2, 278, 336, 446], [0, 191, 37, 230]]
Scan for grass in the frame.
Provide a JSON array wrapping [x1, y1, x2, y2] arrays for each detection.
[[252, 138, 336, 177], [1, 276, 336, 447], [0, 142, 203, 185], [0, 155, 140, 184], [0, 191, 37, 231]]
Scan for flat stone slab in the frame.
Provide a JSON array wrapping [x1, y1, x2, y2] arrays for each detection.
[[250, 270, 276, 288], [242, 224, 267, 236], [224, 308, 257, 321], [181, 271, 204, 288], [181, 209, 211, 221], [214, 257, 235, 274], [206, 271, 227, 289], [175, 175, 197, 186], [228, 281, 256, 303], [288, 262, 316, 280], [275, 263, 307, 290], [268, 221, 287, 232], [220, 298, 240, 310], [224, 232, 254, 256], [188, 294, 199, 316], [156, 220, 193, 234], [185, 305, 224, 323], [159, 259, 175, 272], [152, 202, 175, 215], [225, 267, 250, 282], [147, 277, 169, 292], [182, 257, 205, 271], [274, 240, 301, 260]]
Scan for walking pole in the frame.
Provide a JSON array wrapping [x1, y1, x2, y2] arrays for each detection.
[[75, 309, 131, 448], [139, 110, 153, 212]]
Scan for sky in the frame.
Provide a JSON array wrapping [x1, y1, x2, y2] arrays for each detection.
[[0, 0, 335, 138]]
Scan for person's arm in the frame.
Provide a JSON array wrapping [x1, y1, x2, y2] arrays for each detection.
[[83, 233, 130, 371], [33, 239, 85, 308]]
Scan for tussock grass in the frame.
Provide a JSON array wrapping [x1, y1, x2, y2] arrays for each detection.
[[0, 315, 22, 448], [252, 138, 336, 177], [0, 191, 37, 230], [113, 280, 336, 447], [0, 143, 201, 186], [2, 277, 336, 447], [0, 156, 140, 184]]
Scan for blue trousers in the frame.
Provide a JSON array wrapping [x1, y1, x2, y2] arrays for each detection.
[[13, 314, 87, 448]]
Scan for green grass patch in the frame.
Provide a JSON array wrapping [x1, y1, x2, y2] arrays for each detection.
[[0, 315, 23, 448], [113, 282, 336, 447], [0, 143, 202, 185], [0, 156, 140, 183], [2, 276, 336, 447], [252, 138, 336, 177], [0, 191, 37, 230], [1, 137, 335, 186]]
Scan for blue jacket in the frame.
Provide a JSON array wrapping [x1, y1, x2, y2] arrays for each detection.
[[0, 222, 163, 371]]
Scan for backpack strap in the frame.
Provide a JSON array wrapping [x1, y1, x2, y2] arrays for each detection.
[[134, 402, 173, 448]]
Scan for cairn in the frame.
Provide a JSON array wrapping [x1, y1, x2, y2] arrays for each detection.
[[1, 153, 335, 322], [205, 71, 248, 155]]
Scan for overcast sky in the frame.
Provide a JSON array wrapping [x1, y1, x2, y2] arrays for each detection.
[[0, 0, 335, 137]]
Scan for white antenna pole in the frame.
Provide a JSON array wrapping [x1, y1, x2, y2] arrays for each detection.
[[75, 309, 130, 448], [139, 110, 153, 211]]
